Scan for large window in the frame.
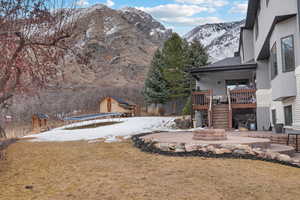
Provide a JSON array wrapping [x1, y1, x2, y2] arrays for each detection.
[[271, 43, 278, 79], [284, 105, 293, 126], [281, 35, 295, 72]]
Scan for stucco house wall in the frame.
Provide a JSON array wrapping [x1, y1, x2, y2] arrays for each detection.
[[196, 71, 254, 96], [269, 17, 298, 101], [254, 0, 298, 60]]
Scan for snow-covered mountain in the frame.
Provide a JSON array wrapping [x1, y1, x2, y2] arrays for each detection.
[[184, 20, 245, 63]]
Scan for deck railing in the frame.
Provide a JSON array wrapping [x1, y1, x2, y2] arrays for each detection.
[[192, 89, 256, 110], [230, 89, 256, 108], [192, 89, 213, 110]]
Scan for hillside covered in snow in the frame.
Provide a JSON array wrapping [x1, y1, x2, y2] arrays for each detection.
[[184, 20, 245, 63]]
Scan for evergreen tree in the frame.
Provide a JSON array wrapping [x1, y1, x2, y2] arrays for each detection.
[[182, 39, 209, 115], [143, 49, 169, 104], [182, 95, 192, 115], [184, 39, 209, 90], [186, 39, 209, 67], [161, 33, 190, 99]]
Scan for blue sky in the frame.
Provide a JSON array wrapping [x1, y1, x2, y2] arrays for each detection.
[[75, 0, 248, 35]]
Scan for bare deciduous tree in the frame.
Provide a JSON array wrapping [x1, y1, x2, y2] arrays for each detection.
[[0, 0, 80, 137]]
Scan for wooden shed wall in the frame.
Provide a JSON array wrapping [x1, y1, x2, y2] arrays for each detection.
[[99, 98, 131, 113]]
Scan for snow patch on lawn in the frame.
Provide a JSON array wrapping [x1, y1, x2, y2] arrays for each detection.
[[25, 117, 179, 142]]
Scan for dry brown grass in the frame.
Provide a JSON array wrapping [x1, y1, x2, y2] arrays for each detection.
[[1, 141, 300, 200]]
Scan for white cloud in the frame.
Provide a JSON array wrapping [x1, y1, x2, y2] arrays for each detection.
[[161, 16, 222, 27], [137, 4, 214, 18], [76, 0, 89, 7], [105, 0, 115, 7], [229, 2, 248, 14], [175, 0, 229, 7]]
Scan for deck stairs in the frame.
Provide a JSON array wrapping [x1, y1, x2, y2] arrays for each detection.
[[212, 104, 229, 129]]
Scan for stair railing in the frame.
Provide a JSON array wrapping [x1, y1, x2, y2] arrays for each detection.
[[208, 89, 213, 128], [227, 88, 233, 129]]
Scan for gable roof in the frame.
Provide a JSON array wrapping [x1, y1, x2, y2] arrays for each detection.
[[101, 96, 135, 106], [206, 56, 242, 67], [190, 56, 257, 78]]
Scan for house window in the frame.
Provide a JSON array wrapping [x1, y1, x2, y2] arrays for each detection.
[[281, 35, 295, 72], [271, 42, 278, 79], [284, 105, 293, 126], [272, 109, 276, 125]]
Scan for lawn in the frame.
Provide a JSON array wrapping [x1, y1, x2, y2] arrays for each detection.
[[1, 140, 300, 200]]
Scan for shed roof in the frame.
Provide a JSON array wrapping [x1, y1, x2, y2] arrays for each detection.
[[33, 113, 49, 119], [102, 96, 135, 106]]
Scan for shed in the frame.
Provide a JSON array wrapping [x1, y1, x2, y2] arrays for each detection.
[[32, 113, 49, 132], [99, 96, 136, 116]]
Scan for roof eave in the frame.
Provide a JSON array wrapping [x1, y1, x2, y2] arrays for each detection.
[[245, 0, 259, 29], [190, 63, 257, 74]]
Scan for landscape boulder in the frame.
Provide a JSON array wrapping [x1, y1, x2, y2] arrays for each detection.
[[174, 118, 192, 129]]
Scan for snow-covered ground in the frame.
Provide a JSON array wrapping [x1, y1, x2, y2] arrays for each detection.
[[25, 117, 179, 142]]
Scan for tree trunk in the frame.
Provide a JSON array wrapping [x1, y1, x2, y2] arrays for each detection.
[[0, 125, 6, 139]]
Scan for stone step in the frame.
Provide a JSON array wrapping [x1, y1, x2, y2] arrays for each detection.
[[268, 144, 295, 156]]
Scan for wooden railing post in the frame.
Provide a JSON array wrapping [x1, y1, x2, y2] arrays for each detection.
[[227, 88, 233, 129], [208, 89, 213, 128]]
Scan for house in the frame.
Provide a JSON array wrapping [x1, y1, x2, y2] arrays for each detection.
[[32, 113, 49, 132], [99, 96, 136, 116], [191, 0, 300, 132]]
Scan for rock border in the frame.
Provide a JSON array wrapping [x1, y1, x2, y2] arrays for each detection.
[[131, 132, 300, 169]]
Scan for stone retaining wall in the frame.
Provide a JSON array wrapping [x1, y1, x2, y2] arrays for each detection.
[[236, 132, 300, 151], [132, 133, 300, 169]]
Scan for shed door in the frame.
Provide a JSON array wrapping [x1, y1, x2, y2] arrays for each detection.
[[107, 98, 112, 112]]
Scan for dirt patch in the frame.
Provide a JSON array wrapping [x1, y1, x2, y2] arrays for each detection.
[[63, 121, 122, 130], [0, 141, 300, 200]]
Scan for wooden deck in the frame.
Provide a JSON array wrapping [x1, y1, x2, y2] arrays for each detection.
[[192, 89, 257, 110], [192, 89, 257, 129]]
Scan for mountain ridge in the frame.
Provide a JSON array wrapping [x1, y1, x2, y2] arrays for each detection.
[[184, 20, 245, 63]]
